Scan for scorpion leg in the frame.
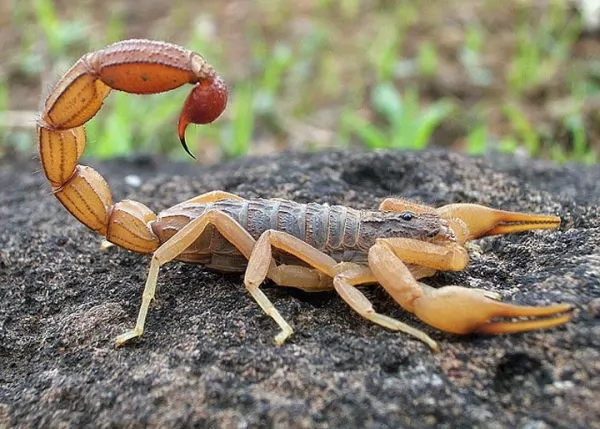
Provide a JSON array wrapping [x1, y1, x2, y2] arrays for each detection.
[[270, 263, 431, 293], [333, 264, 440, 351], [114, 209, 290, 346], [268, 265, 333, 292], [407, 265, 438, 280], [245, 230, 439, 348], [369, 237, 572, 337], [245, 230, 340, 344]]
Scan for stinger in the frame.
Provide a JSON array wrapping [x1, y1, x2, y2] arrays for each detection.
[[177, 77, 228, 159]]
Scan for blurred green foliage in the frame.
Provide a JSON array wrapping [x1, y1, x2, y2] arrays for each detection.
[[0, 0, 597, 164]]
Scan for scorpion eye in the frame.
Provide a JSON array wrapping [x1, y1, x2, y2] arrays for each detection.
[[401, 211, 414, 221]]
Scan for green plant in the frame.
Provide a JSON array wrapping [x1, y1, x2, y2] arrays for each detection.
[[417, 41, 439, 78], [465, 123, 488, 155], [343, 83, 455, 150], [32, 0, 88, 58], [558, 113, 597, 164], [219, 82, 255, 158], [503, 104, 541, 157], [369, 12, 412, 81], [508, 1, 581, 93], [459, 24, 492, 86], [0, 80, 8, 148]]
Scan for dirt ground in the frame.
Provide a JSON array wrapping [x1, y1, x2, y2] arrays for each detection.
[[0, 150, 598, 428]]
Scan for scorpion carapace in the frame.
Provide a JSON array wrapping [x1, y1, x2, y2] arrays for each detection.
[[38, 39, 573, 351]]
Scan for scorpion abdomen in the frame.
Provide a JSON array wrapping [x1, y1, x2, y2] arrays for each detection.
[[151, 198, 447, 270]]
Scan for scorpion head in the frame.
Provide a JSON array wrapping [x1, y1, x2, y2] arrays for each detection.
[[429, 217, 455, 243], [406, 211, 455, 244], [368, 210, 456, 244]]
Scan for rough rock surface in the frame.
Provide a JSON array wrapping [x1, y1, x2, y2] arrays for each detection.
[[0, 150, 598, 429]]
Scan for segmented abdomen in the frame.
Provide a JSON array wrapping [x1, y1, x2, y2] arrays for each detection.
[[152, 198, 364, 271]]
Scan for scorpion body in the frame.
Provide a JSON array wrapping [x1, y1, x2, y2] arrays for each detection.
[[154, 198, 448, 271], [37, 39, 573, 351]]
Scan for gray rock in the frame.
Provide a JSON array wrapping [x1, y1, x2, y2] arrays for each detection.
[[0, 150, 598, 428]]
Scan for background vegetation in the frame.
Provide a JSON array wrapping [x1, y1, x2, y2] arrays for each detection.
[[1, 0, 599, 164]]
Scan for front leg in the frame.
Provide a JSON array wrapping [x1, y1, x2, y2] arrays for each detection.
[[332, 264, 439, 351], [115, 208, 257, 346], [369, 238, 573, 336], [115, 206, 293, 347], [245, 230, 439, 349]]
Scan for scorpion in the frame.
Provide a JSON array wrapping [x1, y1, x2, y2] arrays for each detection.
[[37, 39, 573, 351]]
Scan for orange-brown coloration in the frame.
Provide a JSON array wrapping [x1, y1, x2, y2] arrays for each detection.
[[54, 165, 113, 235], [38, 39, 227, 239], [38, 39, 573, 350], [38, 126, 85, 186], [107, 201, 159, 253], [177, 77, 228, 158]]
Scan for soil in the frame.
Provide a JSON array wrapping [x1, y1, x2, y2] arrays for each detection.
[[0, 150, 598, 428]]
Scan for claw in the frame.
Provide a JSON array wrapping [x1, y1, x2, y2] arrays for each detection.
[[177, 77, 228, 159], [436, 204, 561, 243], [412, 284, 573, 335]]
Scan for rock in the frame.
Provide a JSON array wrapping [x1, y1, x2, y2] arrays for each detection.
[[0, 150, 598, 428]]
